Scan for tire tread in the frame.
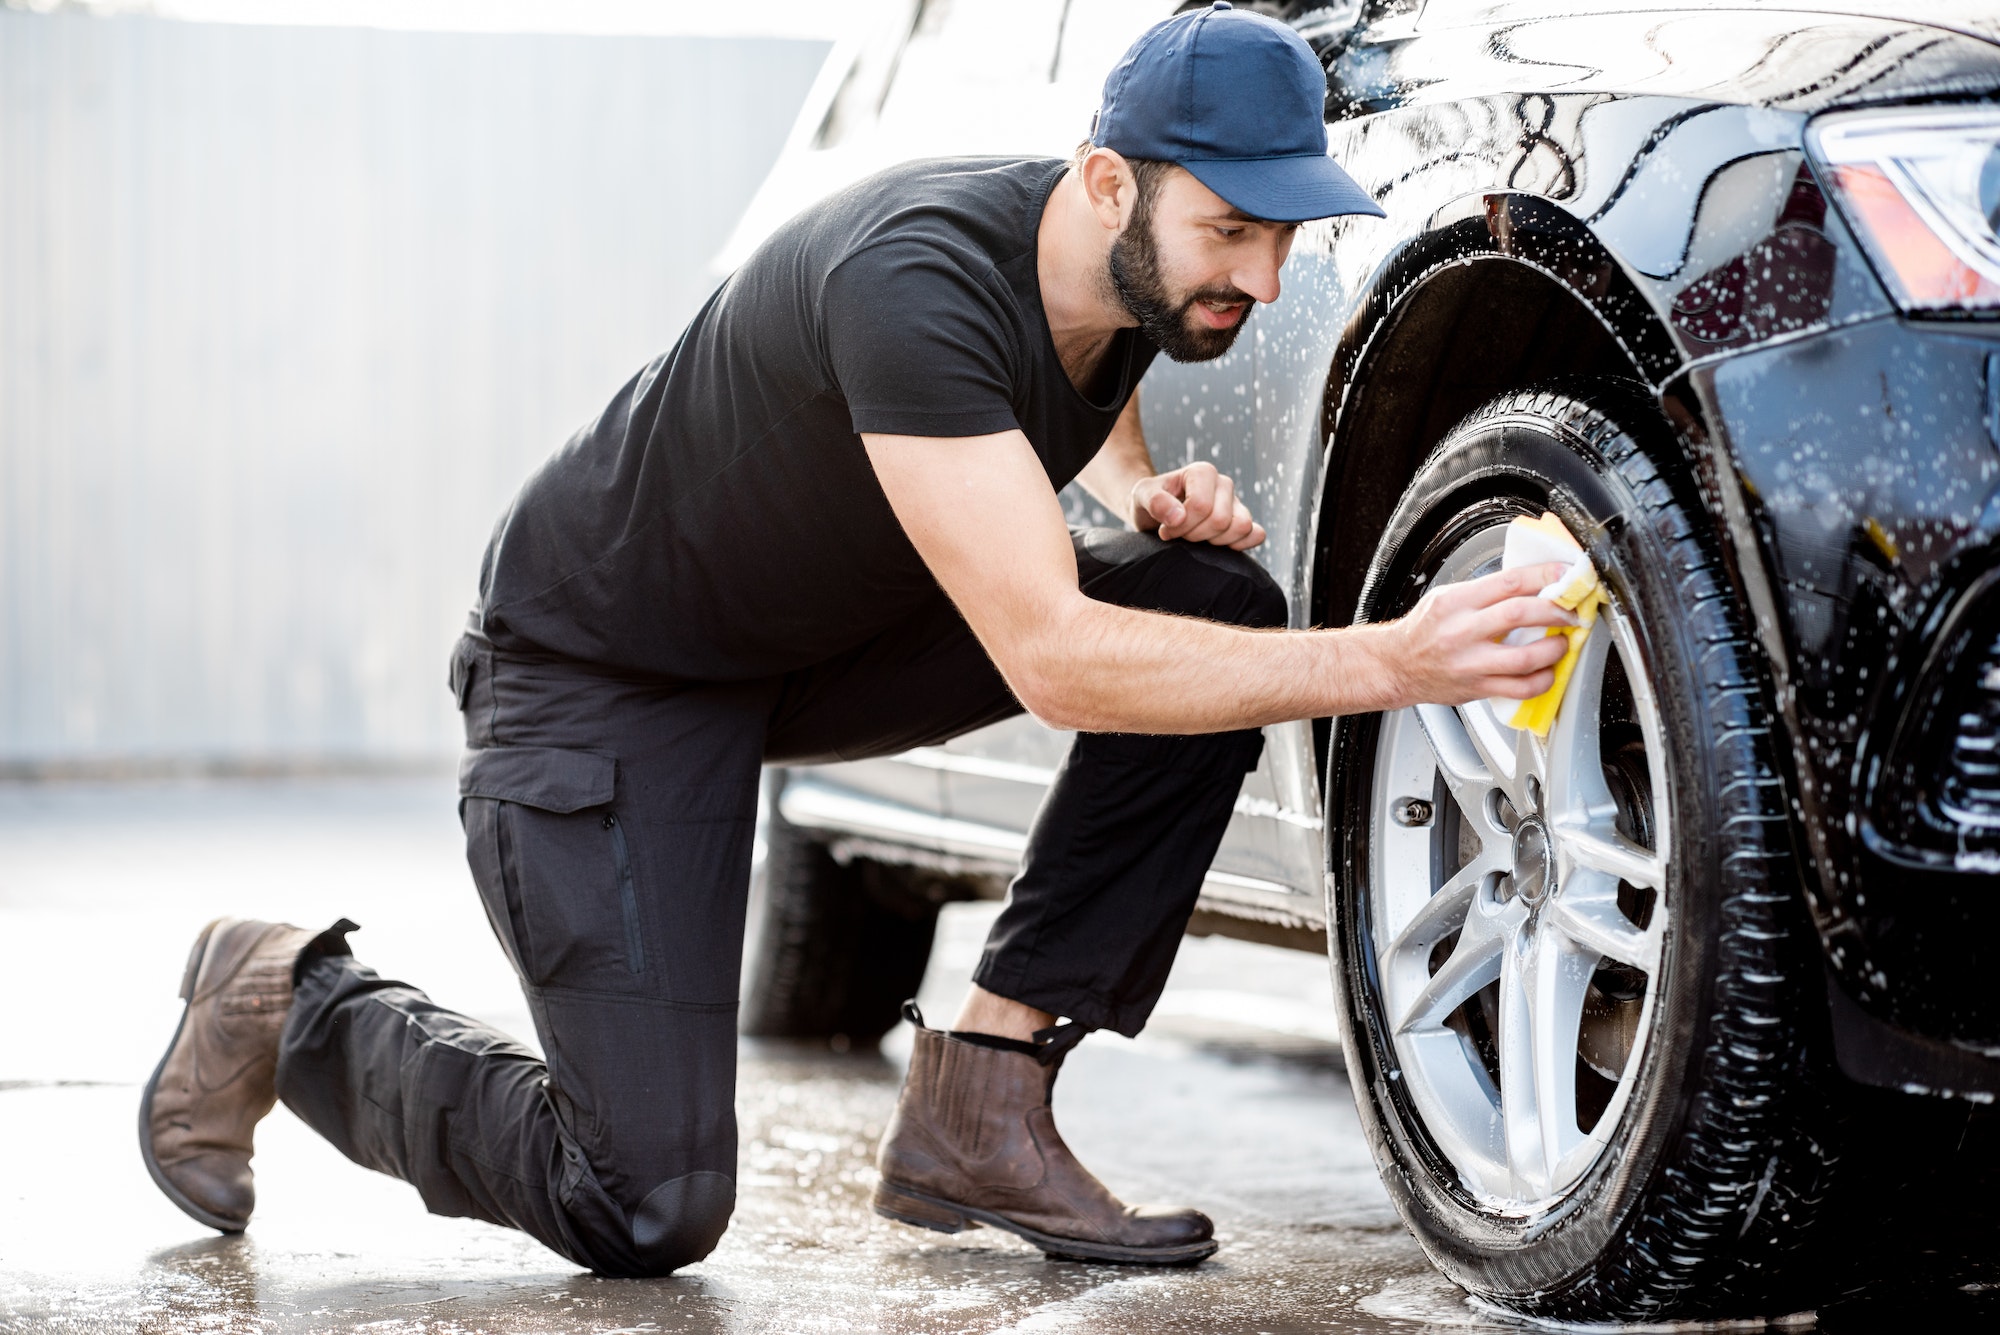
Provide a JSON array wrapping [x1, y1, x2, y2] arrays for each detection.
[[740, 776, 940, 1046]]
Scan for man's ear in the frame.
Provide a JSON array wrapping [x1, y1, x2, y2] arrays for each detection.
[[1078, 148, 1135, 232]]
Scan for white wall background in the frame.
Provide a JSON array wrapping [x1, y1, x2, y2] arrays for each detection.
[[0, 8, 827, 770]]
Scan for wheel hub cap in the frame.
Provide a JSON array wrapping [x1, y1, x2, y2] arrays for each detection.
[[1511, 818, 1553, 907]]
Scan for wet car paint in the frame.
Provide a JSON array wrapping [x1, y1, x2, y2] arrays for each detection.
[[1684, 321, 2000, 1055], [1273, 0, 2000, 1084]]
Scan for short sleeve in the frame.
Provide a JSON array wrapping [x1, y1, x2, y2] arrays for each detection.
[[821, 241, 1023, 438]]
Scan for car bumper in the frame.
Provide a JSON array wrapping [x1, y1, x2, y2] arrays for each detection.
[[1686, 313, 2000, 1090]]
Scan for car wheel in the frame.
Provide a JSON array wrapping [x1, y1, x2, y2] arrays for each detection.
[[740, 769, 941, 1047], [1328, 381, 1836, 1322]]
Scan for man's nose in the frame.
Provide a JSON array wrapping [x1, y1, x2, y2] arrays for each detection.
[[1232, 246, 1284, 305]]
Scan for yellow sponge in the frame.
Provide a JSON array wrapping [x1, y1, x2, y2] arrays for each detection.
[[1491, 512, 1607, 737]]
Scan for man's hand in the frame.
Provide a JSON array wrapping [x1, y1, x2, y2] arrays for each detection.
[[1076, 391, 1263, 550], [1131, 461, 1266, 550], [1369, 563, 1579, 710]]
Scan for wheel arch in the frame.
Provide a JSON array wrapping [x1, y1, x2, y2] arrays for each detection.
[[1302, 194, 1691, 772], [1306, 193, 1684, 632]]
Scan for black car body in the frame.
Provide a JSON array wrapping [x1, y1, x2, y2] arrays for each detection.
[[1304, 0, 2000, 1095], [746, 0, 2000, 1317]]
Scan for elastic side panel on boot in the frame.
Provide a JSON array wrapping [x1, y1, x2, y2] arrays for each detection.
[[218, 953, 301, 1027], [929, 1032, 1044, 1160], [914, 1029, 982, 1152]]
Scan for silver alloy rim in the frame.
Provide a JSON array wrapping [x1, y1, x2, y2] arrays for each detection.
[[1367, 522, 1671, 1214]]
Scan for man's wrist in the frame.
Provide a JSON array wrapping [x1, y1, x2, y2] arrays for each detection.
[[1325, 622, 1409, 716]]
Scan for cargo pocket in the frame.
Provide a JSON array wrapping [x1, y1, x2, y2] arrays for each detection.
[[459, 745, 648, 991], [449, 632, 498, 746]]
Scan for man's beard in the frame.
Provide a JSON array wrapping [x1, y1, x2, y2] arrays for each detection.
[[1107, 200, 1253, 364]]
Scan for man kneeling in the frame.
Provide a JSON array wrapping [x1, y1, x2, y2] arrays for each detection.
[[140, 6, 1574, 1274]]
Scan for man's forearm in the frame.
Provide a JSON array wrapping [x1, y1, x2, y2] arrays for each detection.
[[862, 428, 1570, 733], [1012, 593, 1404, 735]]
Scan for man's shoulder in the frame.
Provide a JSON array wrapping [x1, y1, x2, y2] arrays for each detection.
[[854, 155, 1064, 193], [814, 156, 1065, 269]]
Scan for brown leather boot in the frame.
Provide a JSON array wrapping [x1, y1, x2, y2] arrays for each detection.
[[139, 917, 343, 1232], [872, 1004, 1217, 1265]]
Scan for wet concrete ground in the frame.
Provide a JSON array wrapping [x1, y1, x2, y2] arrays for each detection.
[[1, 776, 1995, 1333]]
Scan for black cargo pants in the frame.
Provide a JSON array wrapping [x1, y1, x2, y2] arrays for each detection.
[[274, 528, 1285, 1277]]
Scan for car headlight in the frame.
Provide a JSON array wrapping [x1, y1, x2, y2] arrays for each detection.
[[1807, 107, 2000, 316]]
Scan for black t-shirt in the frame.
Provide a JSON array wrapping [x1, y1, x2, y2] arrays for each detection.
[[477, 156, 1158, 681]]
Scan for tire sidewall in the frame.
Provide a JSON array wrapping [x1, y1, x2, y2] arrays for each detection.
[[1327, 400, 1739, 1299]]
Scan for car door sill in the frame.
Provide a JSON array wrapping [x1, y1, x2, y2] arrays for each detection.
[[777, 777, 1303, 903], [894, 746, 1323, 831]]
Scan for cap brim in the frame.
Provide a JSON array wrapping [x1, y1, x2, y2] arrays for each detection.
[[1180, 153, 1385, 224]]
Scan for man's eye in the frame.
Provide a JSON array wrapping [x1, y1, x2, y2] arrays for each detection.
[[1215, 227, 1242, 239]]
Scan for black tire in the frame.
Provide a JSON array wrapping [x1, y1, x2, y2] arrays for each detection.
[[740, 769, 943, 1048], [1327, 380, 1838, 1322]]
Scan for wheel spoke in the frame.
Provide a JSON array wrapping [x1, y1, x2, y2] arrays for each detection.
[[1559, 825, 1665, 891], [1506, 711, 1548, 810], [1548, 880, 1662, 973], [1413, 703, 1496, 815], [1395, 893, 1512, 1034], [1544, 879, 1656, 975], [1387, 857, 1490, 962], [1497, 924, 1595, 1196], [1543, 617, 1614, 826], [1496, 933, 1541, 1193], [1531, 929, 1594, 1185], [1475, 698, 1541, 811]]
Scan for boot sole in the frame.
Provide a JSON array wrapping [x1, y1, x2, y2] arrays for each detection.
[[872, 1181, 1219, 1266], [138, 919, 249, 1234]]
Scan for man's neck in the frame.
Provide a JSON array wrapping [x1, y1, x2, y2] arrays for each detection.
[[1037, 169, 1136, 393]]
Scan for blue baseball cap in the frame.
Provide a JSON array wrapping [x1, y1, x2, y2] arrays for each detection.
[[1091, 2, 1384, 224]]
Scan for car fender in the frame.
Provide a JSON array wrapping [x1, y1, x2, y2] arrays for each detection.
[[1302, 192, 1681, 636]]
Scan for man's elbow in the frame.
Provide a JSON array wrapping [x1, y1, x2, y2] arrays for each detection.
[[1012, 664, 1093, 732], [1000, 630, 1097, 732], [986, 595, 1105, 731]]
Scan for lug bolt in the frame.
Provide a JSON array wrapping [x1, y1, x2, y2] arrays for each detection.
[[1392, 797, 1435, 828]]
